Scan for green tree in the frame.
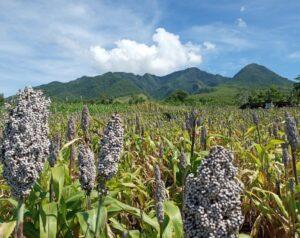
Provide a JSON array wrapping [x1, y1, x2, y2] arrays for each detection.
[[292, 76, 300, 104], [165, 90, 189, 103], [0, 93, 4, 105]]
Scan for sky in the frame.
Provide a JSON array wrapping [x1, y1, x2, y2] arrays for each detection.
[[1, 0, 300, 96]]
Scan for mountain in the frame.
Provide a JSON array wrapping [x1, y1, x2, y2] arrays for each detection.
[[36, 63, 292, 101], [230, 63, 291, 87]]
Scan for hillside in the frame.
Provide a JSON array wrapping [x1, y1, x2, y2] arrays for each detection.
[[36, 63, 292, 101]]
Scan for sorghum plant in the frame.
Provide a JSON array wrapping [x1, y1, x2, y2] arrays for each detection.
[[285, 112, 299, 184], [183, 146, 244, 238], [96, 113, 124, 236], [0, 87, 50, 238], [78, 144, 96, 209]]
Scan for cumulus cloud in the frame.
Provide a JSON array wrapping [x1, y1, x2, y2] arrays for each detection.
[[240, 6, 246, 12], [237, 18, 247, 28], [90, 28, 202, 76]]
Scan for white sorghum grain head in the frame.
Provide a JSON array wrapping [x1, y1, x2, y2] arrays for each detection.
[[183, 146, 244, 238], [78, 144, 96, 195], [98, 113, 124, 196], [0, 87, 50, 200]]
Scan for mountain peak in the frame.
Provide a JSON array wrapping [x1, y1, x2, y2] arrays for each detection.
[[233, 63, 290, 87]]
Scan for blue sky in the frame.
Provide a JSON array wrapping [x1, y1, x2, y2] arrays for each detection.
[[1, 0, 300, 96]]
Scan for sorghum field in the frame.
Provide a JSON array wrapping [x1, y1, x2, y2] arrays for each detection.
[[0, 88, 300, 238]]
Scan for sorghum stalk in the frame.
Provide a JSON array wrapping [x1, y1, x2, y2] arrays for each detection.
[[95, 114, 124, 237], [67, 117, 76, 178], [252, 112, 261, 144], [285, 113, 299, 184], [15, 200, 25, 238], [0, 87, 50, 238]]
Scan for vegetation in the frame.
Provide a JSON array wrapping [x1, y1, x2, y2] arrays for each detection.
[[0, 93, 4, 106], [0, 89, 300, 237], [36, 63, 292, 103], [292, 76, 300, 104]]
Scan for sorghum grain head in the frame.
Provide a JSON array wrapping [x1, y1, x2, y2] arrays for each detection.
[[252, 112, 259, 126], [154, 164, 166, 224], [183, 146, 244, 238], [0, 87, 50, 200], [48, 133, 61, 167], [281, 143, 290, 167], [285, 112, 299, 151], [81, 105, 90, 136], [98, 114, 124, 196], [78, 144, 96, 195], [179, 150, 188, 170], [200, 126, 207, 149], [67, 116, 76, 141]]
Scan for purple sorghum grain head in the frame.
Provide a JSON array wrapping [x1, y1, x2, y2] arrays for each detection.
[[67, 116, 76, 141], [154, 164, 166, 224], [78, 144, 96, 195], [179, 150, 187, 170], [252, 112, 259, 126], [48, 133, 61, 167], [285, 112, 299, 151], [0, 87, 50, 200], [183, 146, 244, 238], [282, 143, 290, 167], [98, 114, 124, 196], [200, 126, 207, 148], [81, 105, 90, 136]]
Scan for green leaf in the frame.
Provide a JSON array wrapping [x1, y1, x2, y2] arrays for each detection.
[[162, 201, 183, 238], [0, 221, 16, 238], [76, 206, 107, 238], [104, 196, 159, 232], [39, 202, 58, 238], [51, 165, 65, 202], [239, 233, 251, 238]]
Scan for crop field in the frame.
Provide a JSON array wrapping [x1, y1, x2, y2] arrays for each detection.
[[0, 91, 300, 238]]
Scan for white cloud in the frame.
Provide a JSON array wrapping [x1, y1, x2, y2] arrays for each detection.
[[90, 28, 202, 76], [237, 18, 247, 27], [240, 6, 246, 12], [203, 41, 216, 50]]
